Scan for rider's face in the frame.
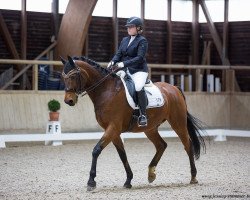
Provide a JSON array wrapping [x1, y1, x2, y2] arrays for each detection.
[[127, 25, 137, 35]]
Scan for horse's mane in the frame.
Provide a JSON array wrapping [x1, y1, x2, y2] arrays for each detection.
[[73, 56, 114, 76]]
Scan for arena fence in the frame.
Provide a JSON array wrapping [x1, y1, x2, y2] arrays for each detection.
[[0, 59, 250, 92]]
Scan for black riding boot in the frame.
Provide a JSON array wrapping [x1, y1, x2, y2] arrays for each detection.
[[136, 90, 148, 126]]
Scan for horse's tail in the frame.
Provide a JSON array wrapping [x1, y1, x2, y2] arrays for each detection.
[[177, 87, 206, 160], [187, 112, 206, 160]]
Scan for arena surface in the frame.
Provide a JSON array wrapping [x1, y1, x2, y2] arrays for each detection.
[[0, 137, 249, 200]]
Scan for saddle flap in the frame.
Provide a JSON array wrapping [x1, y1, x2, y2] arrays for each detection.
[[120, 76, 164, 110]]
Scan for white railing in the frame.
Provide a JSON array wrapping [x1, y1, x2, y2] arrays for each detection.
[[1, 129, 250, 148]]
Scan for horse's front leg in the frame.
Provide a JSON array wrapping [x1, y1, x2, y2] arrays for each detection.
[[112, 136, 133, 188], [87, 131, 112, 191]]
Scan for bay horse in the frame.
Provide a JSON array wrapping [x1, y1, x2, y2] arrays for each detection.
[[61, 56, 205, 191]]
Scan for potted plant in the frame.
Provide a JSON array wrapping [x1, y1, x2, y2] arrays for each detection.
[[48, 99, 61, 121]]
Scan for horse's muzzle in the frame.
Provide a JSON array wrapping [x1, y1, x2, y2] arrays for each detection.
[[64, 92, 78, 106], [65, 99, 75, 106]]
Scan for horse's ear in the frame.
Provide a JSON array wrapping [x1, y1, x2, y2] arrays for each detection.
[[60, 56, 66, 64], [67, 55, 75, 67]]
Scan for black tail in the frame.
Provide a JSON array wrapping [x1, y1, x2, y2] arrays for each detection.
[[176, 86, 206, 160], [187, 112, 206, 160]]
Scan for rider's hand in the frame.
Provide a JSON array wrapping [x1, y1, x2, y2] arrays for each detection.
[[107, 61, 114, 69], [116, 62, 124, 68], [116, 70, 126, 78]]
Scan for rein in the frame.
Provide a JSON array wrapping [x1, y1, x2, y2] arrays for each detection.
[[80, 68, 116, 97], [62, 63, 118, 97]]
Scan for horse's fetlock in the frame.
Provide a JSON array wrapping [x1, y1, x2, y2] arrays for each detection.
[[127, 173, 133, 180]]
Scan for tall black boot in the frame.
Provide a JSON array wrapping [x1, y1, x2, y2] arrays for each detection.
[[136, 90, 148, 126]]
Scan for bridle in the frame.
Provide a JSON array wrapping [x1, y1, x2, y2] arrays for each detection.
[[62, 63, 117, 97], [62, 64, 85, 95]]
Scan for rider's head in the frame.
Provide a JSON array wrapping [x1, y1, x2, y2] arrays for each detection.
[[125, 17, 143, 35]]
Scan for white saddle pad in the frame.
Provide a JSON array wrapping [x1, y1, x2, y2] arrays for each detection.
[[120, 78, 165, 110]]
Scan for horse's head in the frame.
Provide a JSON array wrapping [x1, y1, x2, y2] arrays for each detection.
[[61, 56, 87, 106]]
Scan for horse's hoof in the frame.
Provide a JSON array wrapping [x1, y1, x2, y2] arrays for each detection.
[[148, 173, 156, 183], [123, 183, 132, 189], [190, 178, 198, 184], [87, 185, 96, 191], [87, 180, 96, 191], [148, 166, 156, 183]]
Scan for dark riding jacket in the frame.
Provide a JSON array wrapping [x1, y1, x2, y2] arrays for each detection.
[[112, 34, 148, 74]]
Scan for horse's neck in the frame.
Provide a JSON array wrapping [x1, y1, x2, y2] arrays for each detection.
[[83, 66, 110, 102], [88, 76, 122, 108]]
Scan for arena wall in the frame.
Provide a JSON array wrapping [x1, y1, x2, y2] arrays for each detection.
[[0, 91, 249, 133]]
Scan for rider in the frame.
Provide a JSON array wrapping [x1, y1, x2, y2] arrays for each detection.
[[107, 16, 149, 127]]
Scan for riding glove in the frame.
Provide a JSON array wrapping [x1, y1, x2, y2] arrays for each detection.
[[107, 61, 114, 69], [116, 62, 124, 68], [116, 70, 126, 78]]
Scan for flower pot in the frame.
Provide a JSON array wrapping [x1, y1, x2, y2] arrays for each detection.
[[49, 112, 59, 121]]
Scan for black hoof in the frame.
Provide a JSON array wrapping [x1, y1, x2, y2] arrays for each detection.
[[190, 177, 198, 184], [87, 180, 96, 191], [87, 185, 96, 191], [123, 182, 132, 189]]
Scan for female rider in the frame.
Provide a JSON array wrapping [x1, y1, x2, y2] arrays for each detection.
[[108, 16, 148, 127]]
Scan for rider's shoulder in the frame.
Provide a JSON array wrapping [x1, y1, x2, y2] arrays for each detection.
[[122, 36, 130, 41], [137, 35, 147, 41]]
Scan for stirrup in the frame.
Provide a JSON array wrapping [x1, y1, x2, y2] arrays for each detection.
[[138, 115, 147, 127]]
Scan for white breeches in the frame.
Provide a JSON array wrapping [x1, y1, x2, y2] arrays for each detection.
[[127, 71, 148, 91]]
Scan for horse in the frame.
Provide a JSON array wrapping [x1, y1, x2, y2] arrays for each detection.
[[61, 55, 206, 191]]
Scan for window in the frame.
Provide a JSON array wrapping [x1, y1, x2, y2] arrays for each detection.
[[117, 0, 141, 18], [199, 0, 224, 22], [145, 0, 167, 20], [92, 0, 113, 17], [172, 0, 192, 22]]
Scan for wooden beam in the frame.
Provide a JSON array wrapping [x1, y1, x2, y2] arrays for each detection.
[[21, 0, 30, 89], [112, 0, 118, 53], [55, 0, 98, 59], [83, 34, 89, 56], [192, 0, 199, 64], [141, 0, 145, 20], [167, 0, 172, 64], [52, 0, 59, 39], [223, 0, 230, 65], [21, 0, 27, 59], [199, 0, 230, 65]]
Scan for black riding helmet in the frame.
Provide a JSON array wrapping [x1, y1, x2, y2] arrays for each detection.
[[125, 16, 143, 27]]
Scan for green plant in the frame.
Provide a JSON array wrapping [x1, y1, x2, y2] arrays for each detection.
[[48, 99, 61, 112]]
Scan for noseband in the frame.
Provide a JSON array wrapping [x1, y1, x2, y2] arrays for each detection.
[[62, 63, 116, 97]]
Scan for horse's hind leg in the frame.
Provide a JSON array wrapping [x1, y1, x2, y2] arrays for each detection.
[[112, 136, 133, 188], [172, 127, 198, 184], [144, 129, 167, 183]]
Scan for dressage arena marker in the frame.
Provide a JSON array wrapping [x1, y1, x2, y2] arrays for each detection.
[[0, 129, 249, 148], [45, 121, 62, 146]]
